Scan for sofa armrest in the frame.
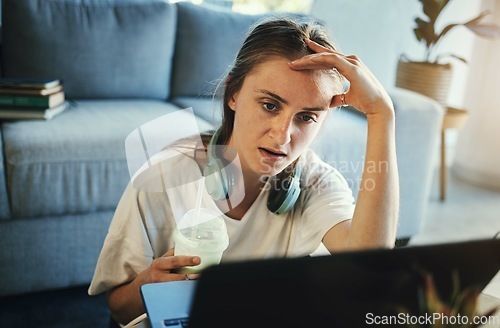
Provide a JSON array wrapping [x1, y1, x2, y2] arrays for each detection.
[[390, 87, 444, 238], [0, 128, 11, 219], [0, 25, 3, 77]]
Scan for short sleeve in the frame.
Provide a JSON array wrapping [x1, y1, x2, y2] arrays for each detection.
[[88, 146, 203, 295], [289, 149, 355, 255], [88, 184, 173, 295]]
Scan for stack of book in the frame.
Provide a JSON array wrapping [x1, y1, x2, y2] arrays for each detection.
[[0, 78, 68, 120]]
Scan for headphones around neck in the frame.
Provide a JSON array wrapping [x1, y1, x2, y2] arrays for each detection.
[[203, 129, 302, 215]]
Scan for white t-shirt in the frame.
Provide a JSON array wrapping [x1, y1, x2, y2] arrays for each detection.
[[88, 146, 355, 295]]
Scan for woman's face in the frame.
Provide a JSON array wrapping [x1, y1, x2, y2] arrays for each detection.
[[227, 56, 341, 178]]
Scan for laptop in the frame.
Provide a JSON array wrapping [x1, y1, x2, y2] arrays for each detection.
[[141, 238, 500, 328]]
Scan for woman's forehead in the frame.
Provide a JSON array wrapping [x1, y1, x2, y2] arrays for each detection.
[[243, 57, 341, 103]]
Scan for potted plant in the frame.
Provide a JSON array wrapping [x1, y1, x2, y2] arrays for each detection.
[[396, 0, 500, 107], [402, 271, 499, 328]]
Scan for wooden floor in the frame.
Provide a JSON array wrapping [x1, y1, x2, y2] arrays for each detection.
[[410, 164, 500, 299]]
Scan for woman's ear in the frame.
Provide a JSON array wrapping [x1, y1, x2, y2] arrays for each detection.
[[228, 92, 239, 111]]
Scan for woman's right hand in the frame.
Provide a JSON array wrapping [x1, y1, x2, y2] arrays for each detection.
[[107, 248, 201, 325], [289, 39, 394, 119], [143, 248, 201, 283]]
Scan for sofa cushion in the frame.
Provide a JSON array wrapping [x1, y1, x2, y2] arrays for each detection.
[[3, 100, 214, 218], [2, 0, 176, 100], [170, 2, 264, 98], [171, 96, 223, 127]]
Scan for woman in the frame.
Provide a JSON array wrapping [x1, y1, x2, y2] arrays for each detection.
[[88, 17, 399, 326]]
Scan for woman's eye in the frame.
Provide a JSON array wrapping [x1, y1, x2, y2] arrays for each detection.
[[299, 114, 317, 123], [262, 102, 277, 111]]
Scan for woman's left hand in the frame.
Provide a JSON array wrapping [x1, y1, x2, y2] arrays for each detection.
[[289, 39, 394, 118]]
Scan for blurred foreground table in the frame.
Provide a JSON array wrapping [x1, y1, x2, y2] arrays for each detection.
[[478, 293, 500, 327]]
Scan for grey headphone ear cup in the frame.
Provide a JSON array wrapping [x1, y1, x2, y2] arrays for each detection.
[[267, 164, 302, 215], [204, 130, 232, 200], [204, 157, 230, 200]]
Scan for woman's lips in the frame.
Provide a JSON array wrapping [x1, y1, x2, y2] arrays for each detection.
[[259, 148, 287, 161]]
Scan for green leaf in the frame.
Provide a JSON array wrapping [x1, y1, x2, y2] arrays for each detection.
[[423, 274, 443, 313], [414, 27, 424, 42], [414, 3, 500, 63], [415, 17, 436, 48], [449, 271, 461, 304], [420, 0, 450, 24], [435, 23, 459, 46], [463, 10, 490, 26], [434, 10, 500, 50], [465, 24, 500, 39], [435, 53, 468, 64], [451, 288, 479, 318]]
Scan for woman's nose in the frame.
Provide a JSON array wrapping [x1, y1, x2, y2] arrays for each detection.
[[268, 117, 293, 146]]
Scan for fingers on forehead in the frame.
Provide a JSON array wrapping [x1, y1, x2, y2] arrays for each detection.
[[305, 38, 328, 52], [305, 38, 338, 54], [288, 54, 344, 75], [309, 53, 351, 72]]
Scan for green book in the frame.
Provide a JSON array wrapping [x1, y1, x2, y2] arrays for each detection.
[[0, 91, 65, 108], [0, 85, 63, 96], [0, 102, 68, 120], [0, 78, 60, 90]]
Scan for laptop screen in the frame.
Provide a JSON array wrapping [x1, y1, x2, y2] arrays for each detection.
[[188, 238, 500, 327], [142, 238, 500, 328]]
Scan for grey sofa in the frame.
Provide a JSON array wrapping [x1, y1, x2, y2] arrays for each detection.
[[0, 0, 442, 297]]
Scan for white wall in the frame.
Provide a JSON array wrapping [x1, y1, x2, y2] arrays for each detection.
[[311, 0, 500, 189], [453, 0, 500, 189], [310, 0, 481, 108]]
